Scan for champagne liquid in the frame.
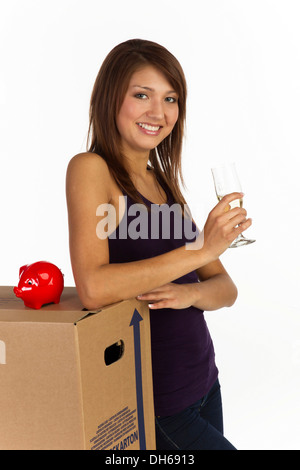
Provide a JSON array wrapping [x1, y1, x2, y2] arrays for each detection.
[[217, 196, 243, 210]]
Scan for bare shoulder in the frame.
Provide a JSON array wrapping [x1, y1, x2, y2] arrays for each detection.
[[66, 152, 110, 179], [66, 152, 113, 200]]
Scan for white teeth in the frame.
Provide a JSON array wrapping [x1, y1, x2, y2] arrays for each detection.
[[138, 123, 160, 131]]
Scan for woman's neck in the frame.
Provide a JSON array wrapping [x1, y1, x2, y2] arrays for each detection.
[[123, 152, 150, 180]]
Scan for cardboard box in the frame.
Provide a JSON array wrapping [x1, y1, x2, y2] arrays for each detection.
[[0, 286, 156, 450]]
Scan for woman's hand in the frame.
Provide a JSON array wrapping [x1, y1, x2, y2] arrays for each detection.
[[201, 192, 252, 261], [137, 283, 196, 309]]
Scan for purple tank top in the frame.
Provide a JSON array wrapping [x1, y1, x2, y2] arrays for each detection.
[[108, 187, 218, 416]]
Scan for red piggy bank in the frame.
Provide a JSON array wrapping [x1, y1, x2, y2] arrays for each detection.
[[13, 261, 64, 309]]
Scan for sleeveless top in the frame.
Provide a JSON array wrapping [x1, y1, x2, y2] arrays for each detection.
[[108, 184, 218, 417]]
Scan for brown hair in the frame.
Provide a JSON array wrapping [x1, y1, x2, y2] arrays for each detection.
[[87, 38, 187, 207]]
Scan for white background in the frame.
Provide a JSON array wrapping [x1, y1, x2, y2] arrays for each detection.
[[1, 0, 299, 450]]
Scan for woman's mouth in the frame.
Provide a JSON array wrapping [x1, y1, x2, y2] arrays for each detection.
[[137, 122, 162, 135]]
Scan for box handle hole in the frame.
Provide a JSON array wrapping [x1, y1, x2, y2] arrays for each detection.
[[104, 340, 124, 366]]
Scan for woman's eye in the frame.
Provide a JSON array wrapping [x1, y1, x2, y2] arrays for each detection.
[[135, 93, 148, 99], [165, 97, 177, 103]]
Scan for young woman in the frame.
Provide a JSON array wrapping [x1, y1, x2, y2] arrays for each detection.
[[66, 39, 252, 450]]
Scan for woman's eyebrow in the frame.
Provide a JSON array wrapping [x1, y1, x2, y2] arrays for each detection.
[[131, 85, 177, 94]]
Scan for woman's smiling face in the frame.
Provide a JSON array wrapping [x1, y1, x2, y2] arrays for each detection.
[[116, 65, 179, 158]]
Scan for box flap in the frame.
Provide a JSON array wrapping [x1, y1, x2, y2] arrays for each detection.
[[0, 286, 93, 324]]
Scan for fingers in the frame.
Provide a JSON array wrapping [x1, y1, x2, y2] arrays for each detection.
[[148, 300, 171, 309], [136, 283, 185, 309], [219, 209, 251, 240], [224, 207, 248, 225], [137, 290, 174, 309], [233, 217, 253, 236], [204, 193, 252, 254], [137, 285, 171, 304], [200, 192, 254, 261], [137, 284, 172, 300], [215, 192, 244, 213], [220, 215, 252, 245], [211, 192, 249, 230]]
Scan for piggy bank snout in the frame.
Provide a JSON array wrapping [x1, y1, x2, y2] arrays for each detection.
[[13, 286, 21, 297], [13, 286, 28, 297]]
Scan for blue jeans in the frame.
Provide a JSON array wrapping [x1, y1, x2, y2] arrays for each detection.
[[155, 379, 237, 450]]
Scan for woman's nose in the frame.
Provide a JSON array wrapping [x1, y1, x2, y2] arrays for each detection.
[[146, 100, 164, 120]]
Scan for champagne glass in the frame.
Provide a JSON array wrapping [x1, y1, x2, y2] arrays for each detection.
[[211, 162, 255, 248]]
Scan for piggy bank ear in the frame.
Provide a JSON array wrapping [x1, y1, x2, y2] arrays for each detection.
[[19, 265, 29, 278], [37, 271, 50, 285]]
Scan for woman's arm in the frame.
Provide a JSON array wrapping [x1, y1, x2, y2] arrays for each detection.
[[136, 260, 238, 311], [66, 153, 250, 310], [193, 259, 238, 310]]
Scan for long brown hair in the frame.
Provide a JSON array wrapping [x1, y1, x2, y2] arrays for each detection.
[[87, 39, 187, 207]]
